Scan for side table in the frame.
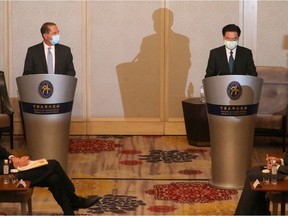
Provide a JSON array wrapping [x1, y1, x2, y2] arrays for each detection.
[[0, 177, 33, 215], [250, 180, 288, 215], [182, 97, 210, 147]]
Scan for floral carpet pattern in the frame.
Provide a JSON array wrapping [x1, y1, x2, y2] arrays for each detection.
[[87, 194, 146, 214], [0, 135, 285, 215], [69, 138, 120, 153], [68, 136, 211, 180], [145, 182, 238, 204]]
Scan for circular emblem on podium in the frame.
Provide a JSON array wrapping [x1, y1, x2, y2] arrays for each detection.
[[227, 81, 242, 100], [39, 80, 54, 98]]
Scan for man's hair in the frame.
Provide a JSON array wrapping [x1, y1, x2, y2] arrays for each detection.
[[40, 22, 56, 35], [222, 24, 241, 37]]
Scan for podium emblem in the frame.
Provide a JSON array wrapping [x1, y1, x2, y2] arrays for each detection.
[[227, 81, 242, 100], [39, 80, 54, 98]]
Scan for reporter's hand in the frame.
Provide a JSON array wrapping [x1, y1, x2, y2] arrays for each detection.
[[11, 156, 30, 168], [266, 156, 280, 169]]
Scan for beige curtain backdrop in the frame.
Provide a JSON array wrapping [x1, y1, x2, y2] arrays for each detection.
[[0, 0, 287, 135]]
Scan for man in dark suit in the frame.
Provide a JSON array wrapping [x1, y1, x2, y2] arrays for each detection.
[[205, 24, 257, 77], [235, 153, 288, 215], [0, 146, 99, 215], [23, 22, 76, 77]]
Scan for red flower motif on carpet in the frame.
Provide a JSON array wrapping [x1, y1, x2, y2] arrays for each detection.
[[147, 205, 177, 213], [69, 139, 117, 153], [145, 182, 238, 203]]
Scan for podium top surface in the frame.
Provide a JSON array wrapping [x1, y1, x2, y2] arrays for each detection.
[[182, 97, 205, 105]]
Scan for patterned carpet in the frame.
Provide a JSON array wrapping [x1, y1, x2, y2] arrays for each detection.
[[68, 136, 211, 180], [0, 135, 285, 215]]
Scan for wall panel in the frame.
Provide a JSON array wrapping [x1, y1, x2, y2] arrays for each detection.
[[256, 1, 288, 67], [0, 2, 5, 72], [89, 1, 163, 119]]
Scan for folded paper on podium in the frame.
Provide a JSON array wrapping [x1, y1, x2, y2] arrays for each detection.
[[203, 75, 263, 189]]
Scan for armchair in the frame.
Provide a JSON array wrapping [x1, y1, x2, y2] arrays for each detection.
[[255, 66, 288, 152], [0, 71, 14, 149]]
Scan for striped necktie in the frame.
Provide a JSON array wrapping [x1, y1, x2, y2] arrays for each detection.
[[47, 47, 53, 74]]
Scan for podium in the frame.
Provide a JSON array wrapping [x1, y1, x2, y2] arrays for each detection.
[[16, 74, 77, 171], [203, 75, 262, 189]]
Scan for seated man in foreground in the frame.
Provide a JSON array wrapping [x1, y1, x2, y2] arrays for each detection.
[[0, 146, 99, 215], [235, 152, 288, 215]]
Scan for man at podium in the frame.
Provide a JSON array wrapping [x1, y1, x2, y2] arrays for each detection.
[[205, 24, 257, 78], [23, 22, 76, 77]]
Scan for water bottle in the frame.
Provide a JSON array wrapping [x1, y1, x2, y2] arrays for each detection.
[[3, 159, 9, 184], [271, 160, 277, 185], [200, 85, 205, 102]]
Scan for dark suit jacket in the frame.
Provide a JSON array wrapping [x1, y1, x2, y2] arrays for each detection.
[[205, 45, 257, 78], [23, 42, 76, 76]]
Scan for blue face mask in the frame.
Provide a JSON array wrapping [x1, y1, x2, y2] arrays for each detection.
[[51, 34, 60, 45], [224, 40, 238, 50]]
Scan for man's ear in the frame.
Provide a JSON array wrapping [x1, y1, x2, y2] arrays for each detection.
[[43, 33, 49, 41]]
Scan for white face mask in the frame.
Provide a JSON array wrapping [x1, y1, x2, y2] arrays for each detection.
[[224, 40, 238, 50]]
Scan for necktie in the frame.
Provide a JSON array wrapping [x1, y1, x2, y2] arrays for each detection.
[[47, 47, 53, 74], [229, 50, 234, 73]]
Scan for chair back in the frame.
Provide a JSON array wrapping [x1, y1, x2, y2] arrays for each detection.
[[0, 71, 10, 111], [0, 71, 14, 149], [256, 66, 288, 115]]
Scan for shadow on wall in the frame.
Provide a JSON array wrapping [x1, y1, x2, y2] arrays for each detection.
[[116, 8, 191, 118]]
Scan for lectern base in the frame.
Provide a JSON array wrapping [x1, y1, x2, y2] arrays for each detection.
[[208, 180, 244, 190]]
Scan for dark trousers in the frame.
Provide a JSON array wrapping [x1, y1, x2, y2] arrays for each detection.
[[19, 159, 77, 214]]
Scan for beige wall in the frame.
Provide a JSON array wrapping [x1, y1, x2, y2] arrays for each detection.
[[0, 1, 287, 135], [0, 1, 4, 71]]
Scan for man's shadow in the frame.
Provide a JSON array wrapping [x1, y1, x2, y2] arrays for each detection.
[[116, 8, 191, 118]]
